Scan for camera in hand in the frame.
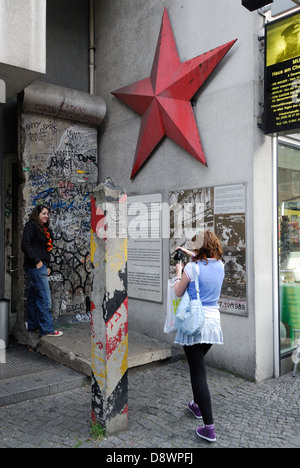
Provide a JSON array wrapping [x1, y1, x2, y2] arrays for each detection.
[[173, 249, 185, 263]]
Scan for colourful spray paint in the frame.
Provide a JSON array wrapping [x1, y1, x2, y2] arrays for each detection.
[[90, 178, 128, 435]]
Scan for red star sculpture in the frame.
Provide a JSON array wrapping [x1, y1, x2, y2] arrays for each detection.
[[111, 8, 237, 180]]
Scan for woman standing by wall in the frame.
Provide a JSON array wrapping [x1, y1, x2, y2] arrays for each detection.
[[21, 205, 63, 337], [174, 231, 225, 443]]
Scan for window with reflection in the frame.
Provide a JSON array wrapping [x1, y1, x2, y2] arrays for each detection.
[[278, 142, 300, 357]]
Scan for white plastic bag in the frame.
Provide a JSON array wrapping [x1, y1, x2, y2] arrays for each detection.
[[164, 278, 181, 334]]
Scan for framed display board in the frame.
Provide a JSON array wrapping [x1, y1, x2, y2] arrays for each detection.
[[127, 193, 163, 303], [169, 184, 247, 316], [264, 11, 300, 134]]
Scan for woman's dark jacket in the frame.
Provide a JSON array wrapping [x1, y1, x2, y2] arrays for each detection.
[[21, 221, 53, 268]]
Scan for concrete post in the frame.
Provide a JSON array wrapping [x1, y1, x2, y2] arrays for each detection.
[[90, 178, 128, 435]]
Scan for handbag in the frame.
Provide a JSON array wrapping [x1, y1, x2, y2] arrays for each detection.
[[174, 262, 205, 336], [164, 278, 181, 333]]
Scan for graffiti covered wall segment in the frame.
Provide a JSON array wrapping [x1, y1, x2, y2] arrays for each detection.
[[21, 113, 98, 318]]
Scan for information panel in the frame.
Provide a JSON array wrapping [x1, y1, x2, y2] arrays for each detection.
[[264, 11, 300, 134], [169, 184, 247, 316], [127, 193, 163, 302]]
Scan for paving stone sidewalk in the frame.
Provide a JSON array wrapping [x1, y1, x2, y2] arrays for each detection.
[[0, 358, 299, 449]]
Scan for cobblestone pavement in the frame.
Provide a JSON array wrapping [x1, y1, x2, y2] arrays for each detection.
[[0, 359, 299, 449]]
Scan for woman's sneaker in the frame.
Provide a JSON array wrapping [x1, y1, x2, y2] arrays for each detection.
[[196, 425, 216, 442], [187, 400, 202, 419], [44, 331, 63, 337]]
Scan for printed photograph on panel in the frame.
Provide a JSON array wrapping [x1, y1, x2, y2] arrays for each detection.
[[169, 187, 214, 275], [215, 213, 247, 315], [215, 213, 246, 248], [219, 246, 247, 316], [266, 12, 300, 67], [169, 184, 247, 316]]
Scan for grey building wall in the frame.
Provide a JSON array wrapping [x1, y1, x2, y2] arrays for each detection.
[[0, 1, 90, 313], [44, 0, 89, 93], [94, 0, 274, 381]]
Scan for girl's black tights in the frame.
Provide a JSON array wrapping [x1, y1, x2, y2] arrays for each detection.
[[184, 343, 213, 425]]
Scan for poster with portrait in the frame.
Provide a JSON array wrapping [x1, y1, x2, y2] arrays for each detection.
[[265, 11, 300, 134], [169, 183, 247, 316]]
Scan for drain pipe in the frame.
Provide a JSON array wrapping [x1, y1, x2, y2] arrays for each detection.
[[89, 0, 95, 95]]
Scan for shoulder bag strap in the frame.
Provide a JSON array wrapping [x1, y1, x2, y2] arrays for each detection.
[[192, 262, 200, 300]]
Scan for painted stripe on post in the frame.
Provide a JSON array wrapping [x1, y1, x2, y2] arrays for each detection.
[[90, 178, 128, 435]]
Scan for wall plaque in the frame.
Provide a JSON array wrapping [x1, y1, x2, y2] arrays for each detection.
[[169, 184, 247, 316], [264, 11, 300, 134], [127, 193, 163, 302]]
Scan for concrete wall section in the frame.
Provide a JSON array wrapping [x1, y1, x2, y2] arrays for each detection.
[[19, 82, 106, 324], [0, 0, 46, 72], [95, 0, 274, 380], [0, 0, 46, 98]]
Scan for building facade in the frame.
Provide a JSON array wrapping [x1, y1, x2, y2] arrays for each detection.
[[0, 0, 299, 382]]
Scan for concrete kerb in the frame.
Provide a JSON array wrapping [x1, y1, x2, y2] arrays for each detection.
[[38, 322, 174, 377], [0, 324, 175, 408]]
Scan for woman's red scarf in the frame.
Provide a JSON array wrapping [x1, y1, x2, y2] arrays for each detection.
[[43, 227, 53, 252]]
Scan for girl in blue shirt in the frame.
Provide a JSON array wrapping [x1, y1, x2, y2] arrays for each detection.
[[174, 231, 225, 443]]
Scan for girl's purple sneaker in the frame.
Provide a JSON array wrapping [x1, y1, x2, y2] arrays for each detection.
[[196, 425, 216, 442], [187, 400, 202, 419]]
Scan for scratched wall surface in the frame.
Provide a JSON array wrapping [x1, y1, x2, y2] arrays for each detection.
[[20, 112, 98, 319]]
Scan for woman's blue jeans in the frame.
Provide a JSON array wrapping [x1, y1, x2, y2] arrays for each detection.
[[24, 265, 54, 336]]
